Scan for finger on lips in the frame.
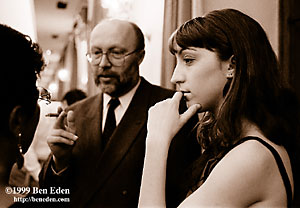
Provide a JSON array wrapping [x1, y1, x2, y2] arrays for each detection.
[[172, 91, 183, 104]]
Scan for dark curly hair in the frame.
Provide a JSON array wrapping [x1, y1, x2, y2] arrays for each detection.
[[0, 24, 45, 135]]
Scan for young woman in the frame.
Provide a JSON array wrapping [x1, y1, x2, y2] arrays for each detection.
[[139, 9, 299, 207], [0, 24, 44, 206]]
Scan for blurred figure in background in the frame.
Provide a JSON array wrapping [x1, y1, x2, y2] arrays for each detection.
[[61, 89, 87, 110], [0, 23, 44, 206]]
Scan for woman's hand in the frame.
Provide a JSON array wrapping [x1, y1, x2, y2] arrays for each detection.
[[146, 92, 201, 147], [139, 92, 200, 208]]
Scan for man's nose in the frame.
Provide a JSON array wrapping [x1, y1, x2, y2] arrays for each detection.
[[99, 53, 112, 68], [170, 64, 185, 84]]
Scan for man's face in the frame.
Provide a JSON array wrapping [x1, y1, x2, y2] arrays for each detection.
[[89, 20, 143, 97]]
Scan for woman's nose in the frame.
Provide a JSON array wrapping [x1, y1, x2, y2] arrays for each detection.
[[170, 64, 185, 84]]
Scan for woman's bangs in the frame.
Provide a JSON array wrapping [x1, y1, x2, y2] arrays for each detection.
[[168, 31, 178, 55], [168, 17, 214, 54], [176, 19, 209, 50]]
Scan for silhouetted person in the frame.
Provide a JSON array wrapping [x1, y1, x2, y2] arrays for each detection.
[[0, 23, 44, 207]]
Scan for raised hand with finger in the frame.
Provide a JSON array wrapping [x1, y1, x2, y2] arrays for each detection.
[[146, 91, 201, 149], [47, 110, 78, 171]]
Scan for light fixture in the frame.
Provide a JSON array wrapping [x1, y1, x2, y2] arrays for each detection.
[[100, 0, 133, 18], [48, 82, 58, 94], [58, 68, 69, 82], [46, 49, 52, 56]]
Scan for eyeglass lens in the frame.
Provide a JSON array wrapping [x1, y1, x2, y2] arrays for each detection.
[[91, 52, 124, 66]]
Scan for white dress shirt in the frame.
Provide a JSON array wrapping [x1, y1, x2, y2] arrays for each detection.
[[102, 78, 141, 131]]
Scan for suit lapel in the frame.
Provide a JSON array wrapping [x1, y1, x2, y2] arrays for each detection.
[[82, 94, 103, 150], [85, 78, 151, 200], [72, 94, 103, 158]]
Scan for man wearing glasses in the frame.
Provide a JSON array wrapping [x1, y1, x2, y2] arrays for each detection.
[[40, 19, 198, 207]]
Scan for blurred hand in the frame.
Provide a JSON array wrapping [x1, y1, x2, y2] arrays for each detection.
[[146, 92, 201, 148], [47, 110, 78, 171], [56, 106, 63, 115]]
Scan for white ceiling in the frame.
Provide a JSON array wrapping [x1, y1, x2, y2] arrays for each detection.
[[33, 0, 87, 89], [34, 0, 86, 60]]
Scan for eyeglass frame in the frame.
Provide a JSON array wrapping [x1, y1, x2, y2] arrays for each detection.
[[37, 86, 52, 105], [86, 48, 143, 67]]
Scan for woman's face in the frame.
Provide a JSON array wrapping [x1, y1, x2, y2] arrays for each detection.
[[21, 104, 40, 153], [5, 104, 40, 170], [171, 45, 230, 114]]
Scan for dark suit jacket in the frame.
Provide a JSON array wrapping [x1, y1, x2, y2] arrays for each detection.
[[40, 77, 199, 208]]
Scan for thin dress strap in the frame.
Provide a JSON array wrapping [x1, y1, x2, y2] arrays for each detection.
[[238, 136, 293, 207]]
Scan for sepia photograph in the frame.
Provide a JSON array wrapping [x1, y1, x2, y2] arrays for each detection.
[[0, 0, 299, 207]]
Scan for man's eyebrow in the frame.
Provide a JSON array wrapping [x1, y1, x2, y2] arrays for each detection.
[[110, 47, 126, 52], [91, 46, 102, 51], [91, 46, 126, 51]]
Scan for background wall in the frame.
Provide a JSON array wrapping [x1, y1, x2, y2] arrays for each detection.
[[202, 0, 279, 55], [130, 0, 165, 86], [0, 0, 37, 41]]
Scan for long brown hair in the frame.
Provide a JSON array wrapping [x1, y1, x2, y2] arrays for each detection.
[[169, 9, 299, 151]]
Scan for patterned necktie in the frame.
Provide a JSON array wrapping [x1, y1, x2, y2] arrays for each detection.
[[102, 98, 120, 149]]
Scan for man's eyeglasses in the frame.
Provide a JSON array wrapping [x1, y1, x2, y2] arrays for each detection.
[[38, 87, 52, 105], [86, 49, 141, 67]]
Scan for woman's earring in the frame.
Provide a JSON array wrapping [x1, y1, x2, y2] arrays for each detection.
[[227, 71, 234, 78], [226, 62, 235, 78], [16, 133, 24, 169], [227, 56, 236, 79]]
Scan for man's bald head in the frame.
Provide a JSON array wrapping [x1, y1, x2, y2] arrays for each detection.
[[91, 19, 144, 52]]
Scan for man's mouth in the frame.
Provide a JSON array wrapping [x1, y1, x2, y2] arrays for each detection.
[[98, 74, 116, 81], [99, 74, 114, 78]]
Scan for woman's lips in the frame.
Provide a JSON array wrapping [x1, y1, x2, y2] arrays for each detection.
[[180, 90, 191, 101]]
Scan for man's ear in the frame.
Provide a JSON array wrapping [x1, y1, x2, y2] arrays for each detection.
[[8, 105, 23, 137], [137, 50, 145, 65]]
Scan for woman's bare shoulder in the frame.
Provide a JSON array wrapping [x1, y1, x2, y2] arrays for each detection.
[[179, 136, 291, 207]]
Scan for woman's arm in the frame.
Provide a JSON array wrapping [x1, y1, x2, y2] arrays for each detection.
[[138, 136, 170, 207], [138, 92, 200, 207]]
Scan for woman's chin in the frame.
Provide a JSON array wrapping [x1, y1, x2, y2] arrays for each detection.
[[187, 101, 204, 113], [186, 100, 195, 108]]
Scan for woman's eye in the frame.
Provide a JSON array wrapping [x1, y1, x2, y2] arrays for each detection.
[[182, 54, 195, 65], [183, 58, 194, 64]]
